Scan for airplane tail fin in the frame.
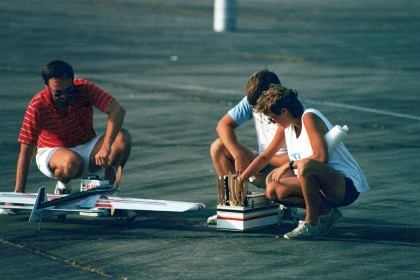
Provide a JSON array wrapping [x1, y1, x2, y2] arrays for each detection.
[[29, 187, 49, 222], [28, 185, 117, 222]]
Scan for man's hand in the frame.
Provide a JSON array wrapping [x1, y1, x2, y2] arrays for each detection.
[[95, 146, 112, 166], [233, 153, 251, 174], [96, 99, 126, 167]]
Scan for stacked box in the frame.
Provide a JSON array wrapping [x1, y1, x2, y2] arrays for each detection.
[[217, 192, 279, 232]]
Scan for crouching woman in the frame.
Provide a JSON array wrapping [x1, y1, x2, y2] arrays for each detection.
[[255, 84, 369, 239]]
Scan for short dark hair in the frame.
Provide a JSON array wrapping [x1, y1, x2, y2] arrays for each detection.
[[42, 60, 74, 85], [246, 70, 281, 107]]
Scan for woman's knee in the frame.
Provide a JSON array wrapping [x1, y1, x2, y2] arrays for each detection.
[[297, 158, 320, 179], [265, 185, 277, 201], [265, 175, 279, 200], [265, 183, 288, 202]]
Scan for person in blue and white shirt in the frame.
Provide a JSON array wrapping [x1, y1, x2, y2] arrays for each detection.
[[210, 70, 288, 188]]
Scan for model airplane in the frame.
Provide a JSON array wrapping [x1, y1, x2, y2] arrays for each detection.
[[0, 184, 205, 223]]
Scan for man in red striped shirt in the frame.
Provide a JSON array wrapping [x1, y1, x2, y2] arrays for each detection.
[[15, 60, 132, 194]]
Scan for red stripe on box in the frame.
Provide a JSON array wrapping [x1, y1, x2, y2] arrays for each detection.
[[218, 212, 277, 221]]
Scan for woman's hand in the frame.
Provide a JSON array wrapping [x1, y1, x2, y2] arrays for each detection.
[[270, 163, 290, 182]]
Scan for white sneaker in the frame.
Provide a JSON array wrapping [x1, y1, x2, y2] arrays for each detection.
[[284, 220, 321, 240], [54, 181, 72, 194], [207, 214, 217, 225], [0, 209, 17, 215]]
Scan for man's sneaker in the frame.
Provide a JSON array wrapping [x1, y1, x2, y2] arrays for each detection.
[[0, 209, 17, 215], [284, 220, 321, 240], [207, 214, 217, 225], [279, 205, 299, 226], [319, 208, 342, 235], [54, 181, 72, 195]]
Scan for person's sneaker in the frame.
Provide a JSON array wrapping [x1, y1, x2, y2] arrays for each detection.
[[279, 205, 299, 226], [207, 214, 217, 225], [319, 208, 342, 235], [54, 181, 72, 195], [284, 220, 321, 240], [0, 209, 17, 215]]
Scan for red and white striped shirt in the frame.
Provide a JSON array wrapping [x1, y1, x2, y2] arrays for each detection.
[[18, 78, 115, 148]]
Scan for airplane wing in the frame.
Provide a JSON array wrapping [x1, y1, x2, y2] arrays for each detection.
[[0, 191, 63, 207], [96, 197, 205, 212]]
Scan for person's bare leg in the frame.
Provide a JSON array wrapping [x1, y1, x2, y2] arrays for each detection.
[[49, 148, 84, 183], [90, 129, 132, 185], [298, 159, 346, 226], [210, 138, 256, 174], [265, 174, 306, 207]]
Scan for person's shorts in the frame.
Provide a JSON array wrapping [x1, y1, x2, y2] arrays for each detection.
[[323, 177, 360, 208], [257, 164, 277, 189], [36, 135, 102, 179], [252, 149, 285, 189]]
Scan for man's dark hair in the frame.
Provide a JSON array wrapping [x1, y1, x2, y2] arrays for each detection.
[[42, 60, 74, 85], [246, 69, 281, 107]]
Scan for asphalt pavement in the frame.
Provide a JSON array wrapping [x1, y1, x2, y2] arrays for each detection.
[[0, 0, 419, 279]]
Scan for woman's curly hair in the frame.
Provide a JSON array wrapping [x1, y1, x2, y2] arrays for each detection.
[[256, 84, 304, 118]]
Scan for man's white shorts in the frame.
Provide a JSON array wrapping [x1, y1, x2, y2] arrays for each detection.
[[36, 135, 102, 179]]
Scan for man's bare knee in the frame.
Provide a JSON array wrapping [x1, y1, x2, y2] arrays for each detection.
[[116, 129, 132, 147], [111, 129, 132, 157], [54, 156, 83, 181], [210, 138, 224, 158]]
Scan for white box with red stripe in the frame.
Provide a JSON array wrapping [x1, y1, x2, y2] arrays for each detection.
[[216, 192, 279, 232]]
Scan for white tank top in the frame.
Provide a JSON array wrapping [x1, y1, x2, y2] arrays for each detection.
[[285, 108, 369, 193]]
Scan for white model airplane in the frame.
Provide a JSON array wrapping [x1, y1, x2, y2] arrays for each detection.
[[0, 185, 205, 223]]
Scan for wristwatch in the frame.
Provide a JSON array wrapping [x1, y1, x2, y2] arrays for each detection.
[[289, 160, 295, 170]]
